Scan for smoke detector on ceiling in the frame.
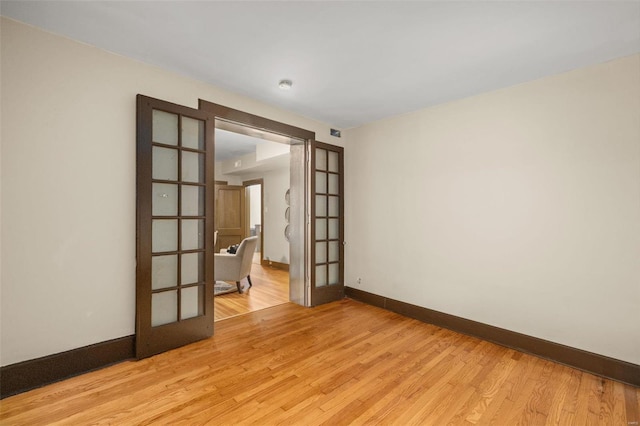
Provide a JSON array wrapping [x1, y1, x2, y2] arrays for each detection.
[[278, 79, 293, 90]]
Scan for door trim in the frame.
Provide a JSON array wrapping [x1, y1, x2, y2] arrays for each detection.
[[0, 336, 135, 399], [198, 101, 315, 142]]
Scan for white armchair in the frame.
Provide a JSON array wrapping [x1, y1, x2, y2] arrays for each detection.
[[214, 236, 258, 294]]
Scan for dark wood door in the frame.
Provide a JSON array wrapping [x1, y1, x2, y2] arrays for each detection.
[[215, 184, 245, 251], [311, 142, 345, 305], [136, 95, 215, 359]]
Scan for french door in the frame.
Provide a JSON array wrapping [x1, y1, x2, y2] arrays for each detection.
[[311, 142, 345, 305], [136, 95, 215, 359]]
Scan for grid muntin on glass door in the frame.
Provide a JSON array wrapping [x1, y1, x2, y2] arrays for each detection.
[[151, 109, 207, 326], [314, 147, 341, 287]]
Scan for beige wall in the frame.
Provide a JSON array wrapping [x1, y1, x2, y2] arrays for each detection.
[[0, 18, 340, 366], [345, 54, 640, 364], [235, 166, 291, 265]]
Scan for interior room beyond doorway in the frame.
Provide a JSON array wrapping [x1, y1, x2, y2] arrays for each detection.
[[213, 124, 294, 320]]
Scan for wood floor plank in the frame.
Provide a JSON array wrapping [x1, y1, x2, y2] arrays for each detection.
[[464, 355, 517, 424], [1, 298, 637, 425], [214, 258, 289, 321]]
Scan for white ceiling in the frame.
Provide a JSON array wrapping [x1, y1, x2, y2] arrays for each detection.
[[216, 129, 291, 175], [215, 129, 267, 162], [2, 1, 639, 129]]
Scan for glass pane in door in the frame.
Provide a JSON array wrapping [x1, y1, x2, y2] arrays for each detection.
[[152, 147, 178, 181], [328, 151, 339, 173], [316, 171, 327, 193], [151, 291, 178, 326], [181, 117, 204, 150], [181, 252, 203, 285], [182, 185, 204, 216], [152, 110, 178, 146], [328, 174, 339, 195], [316, 195, 327, 217], [182, 151, 204, 183], [328, 219, 339, 240], [316, 219, 327, 240], [328, 196, 339, 217], [316, 265, 327, 287], [316, 148, 327, 170], [316, 242, 327, 264], [181, 219, 204, 250], [181, 286, 202, 320], [151, 255, 177, 290], [328, 264, 339, 285], [152, 219, 177, 252], [329, 242, 339, 262], [152, 183, 178, 216]]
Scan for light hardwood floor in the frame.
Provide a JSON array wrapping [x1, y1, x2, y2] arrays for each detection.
[[1, 299, 638, 425], [214, 255, 289, 321]]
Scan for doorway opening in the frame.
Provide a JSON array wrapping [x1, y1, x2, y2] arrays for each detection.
[[200, 98, 345, 313], [211, 120, 299, 321]]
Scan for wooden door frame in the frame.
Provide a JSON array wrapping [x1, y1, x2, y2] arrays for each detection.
[[200, 99, 346, 307], [198, 101, 315, 142], [199, 100, 316, 307], [243, 178, 264, 263]]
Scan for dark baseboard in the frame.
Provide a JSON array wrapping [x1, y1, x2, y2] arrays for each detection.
[[345, 287, 640, 387], [261, 259, 289, 271], [0, 335, 135, 399]]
